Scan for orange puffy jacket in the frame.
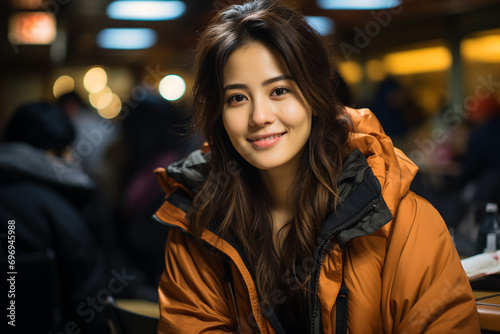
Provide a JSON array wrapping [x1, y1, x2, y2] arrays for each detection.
[[155, 108, 480, 333]]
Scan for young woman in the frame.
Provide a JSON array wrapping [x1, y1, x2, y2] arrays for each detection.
[[154, 1, 480, 333]]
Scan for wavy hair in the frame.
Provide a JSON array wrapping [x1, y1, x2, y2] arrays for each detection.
[[188, 0, 350, 306]]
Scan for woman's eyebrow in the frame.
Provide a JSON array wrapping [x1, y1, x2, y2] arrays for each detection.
[[223, 83, 248, 92], [261, 75, 292, 86], [223, 75, 293, 92]]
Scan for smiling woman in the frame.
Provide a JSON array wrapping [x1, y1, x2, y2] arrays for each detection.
[[154, 1, 481, 333]]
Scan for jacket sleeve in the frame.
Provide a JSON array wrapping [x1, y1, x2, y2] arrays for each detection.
[[158, 228, 237, 333], [382, 192, 481, 333]]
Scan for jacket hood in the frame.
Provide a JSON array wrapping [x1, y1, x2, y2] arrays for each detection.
[[346, 107, 418, 217], [0, 142, 96, 201]]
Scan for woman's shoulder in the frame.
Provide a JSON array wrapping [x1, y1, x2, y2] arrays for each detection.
[[390, 190, 449, 240]]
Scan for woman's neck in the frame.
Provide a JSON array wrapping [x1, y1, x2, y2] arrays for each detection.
[[259, 155, 302, 241], [260, 162, 298, 212]]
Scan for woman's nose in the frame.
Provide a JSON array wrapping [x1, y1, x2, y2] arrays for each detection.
[[250, 98, 275, 126]]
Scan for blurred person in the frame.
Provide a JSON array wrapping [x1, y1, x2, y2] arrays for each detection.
[[462, 95, 500, 188], [370, 76, 424, 147], [0, 102, 111, 333], [154, 1, 480, 333], [370, 77, 407, 139], [108, 93, 196, 287], [57, 92, 148, 292], [453, 96, 500, 253], [58, 91, 118, 178]]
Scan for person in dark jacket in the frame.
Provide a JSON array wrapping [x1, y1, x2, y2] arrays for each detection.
[[0, 102, 111, 333]]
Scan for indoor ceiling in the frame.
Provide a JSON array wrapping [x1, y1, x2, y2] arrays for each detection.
[[1, 0, 500, 69]]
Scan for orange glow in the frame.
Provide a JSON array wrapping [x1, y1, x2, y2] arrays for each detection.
[[338, 61, 364, 84], [8, 12, 56, 45], [462, 35, 500, 63], [383, 46, 451, 75], [366, 59, 386, 82]]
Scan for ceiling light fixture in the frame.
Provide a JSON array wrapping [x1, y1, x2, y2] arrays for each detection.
[[107, 0, 186, 21], [96, 28, 157, 49], [317, 0, 401, 10]]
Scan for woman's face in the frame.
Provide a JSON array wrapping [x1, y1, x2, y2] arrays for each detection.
[[222, 41, 312, 172]]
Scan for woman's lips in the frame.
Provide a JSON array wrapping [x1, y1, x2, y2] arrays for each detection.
[[247, 132, 286, 148]]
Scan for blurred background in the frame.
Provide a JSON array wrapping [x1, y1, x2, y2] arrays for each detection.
[[1, 0, 500, 331]]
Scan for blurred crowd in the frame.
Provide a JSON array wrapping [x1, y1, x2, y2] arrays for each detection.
[[0, 91, 199, 333]]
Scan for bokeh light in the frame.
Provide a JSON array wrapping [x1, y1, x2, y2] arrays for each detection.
[[83, 66, 108, 93], [89, 86, 113, 109], [462, 34, 500, 63], [338, 61, 364, 84], [383, 46, 451, 75], [159, 74, 186, 101], [96, 28, 157, 49], [97, 93, 122, 119], [366, 59, 387, 82], [53, 75, 75, 98]]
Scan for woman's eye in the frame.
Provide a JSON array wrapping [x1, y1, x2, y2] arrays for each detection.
[[227, 94, 246, 103], [271, 87, 290, 96]]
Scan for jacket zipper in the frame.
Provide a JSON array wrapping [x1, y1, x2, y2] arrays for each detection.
[[309, 199, 379, 334]]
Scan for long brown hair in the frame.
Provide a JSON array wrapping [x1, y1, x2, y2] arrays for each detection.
[[189, 0, 350, 306]]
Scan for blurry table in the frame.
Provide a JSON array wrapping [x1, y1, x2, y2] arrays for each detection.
[[115, 299, 160, 319], [474, 290, 500, 333]]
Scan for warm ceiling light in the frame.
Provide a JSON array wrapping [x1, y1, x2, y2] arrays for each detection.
[[317, 0, 401, 10], [305, 16, 335, 36], [8, 12, 56, 45], [96, 28, 157, 49], [107, 1, 186, 20], [462, 35, 500, 63], [383, 46, 452, 75]]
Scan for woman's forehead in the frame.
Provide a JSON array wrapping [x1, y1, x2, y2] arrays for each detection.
[[223, 42, 290, 83]]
